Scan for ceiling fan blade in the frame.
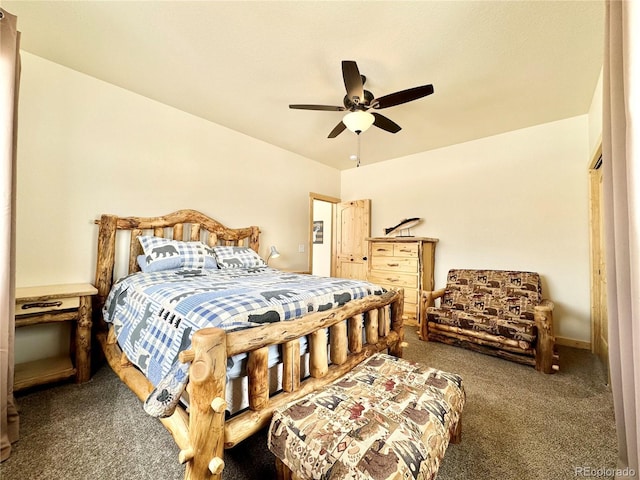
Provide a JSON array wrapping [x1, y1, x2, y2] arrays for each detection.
[[372, 84, 434, 109], [342, 60, 365, 105], [372, 113, 402, 134], [328, 121, 347, 138], [290, 104, 346, 111]]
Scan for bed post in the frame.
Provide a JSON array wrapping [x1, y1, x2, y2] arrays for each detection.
[[389, 288, 405, 358], [534, 300, 556, 373], [94, 214, 118, 328], [182, 327, 227, 480], [249, 226, 260, 253]]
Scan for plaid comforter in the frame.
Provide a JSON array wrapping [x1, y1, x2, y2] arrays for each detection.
[[103, 267, 385, 417]]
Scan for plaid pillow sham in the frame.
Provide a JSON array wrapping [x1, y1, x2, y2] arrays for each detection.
[[137, 236, 217, 272], [213, 246, 266, 269]]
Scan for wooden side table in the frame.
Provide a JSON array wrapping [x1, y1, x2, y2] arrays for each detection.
[[14, 283, 98, 391]]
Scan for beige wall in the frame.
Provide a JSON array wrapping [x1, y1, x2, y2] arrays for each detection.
[[341, 115, 591, 343], [588, 68, 603, 157], [15, 52, 340, 361], [16, 52, 339, 284]]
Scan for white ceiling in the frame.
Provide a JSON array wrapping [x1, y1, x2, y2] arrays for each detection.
[[4, 0, 604, 170]]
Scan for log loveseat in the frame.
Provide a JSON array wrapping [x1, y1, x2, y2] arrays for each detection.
[[421, 269, 558, 373]]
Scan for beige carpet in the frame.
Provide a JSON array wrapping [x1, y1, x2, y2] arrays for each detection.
[[1, 329, 617, 479]]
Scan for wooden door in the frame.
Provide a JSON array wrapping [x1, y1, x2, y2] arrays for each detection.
[[334, 199, 371, 280], [589, 151, 608, 375]]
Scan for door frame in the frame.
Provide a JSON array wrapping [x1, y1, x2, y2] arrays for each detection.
[[308, 192, 340, 275]]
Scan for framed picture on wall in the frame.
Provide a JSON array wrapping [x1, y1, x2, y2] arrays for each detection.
[[313, 221, 324, 244]]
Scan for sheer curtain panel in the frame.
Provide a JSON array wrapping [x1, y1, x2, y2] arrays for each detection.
[[0, 7, 20, 462], [603, 1, 640, 478]]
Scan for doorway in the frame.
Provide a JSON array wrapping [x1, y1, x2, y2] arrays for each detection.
[[309, 193, 340, 276], [308, 194, 371, 280]]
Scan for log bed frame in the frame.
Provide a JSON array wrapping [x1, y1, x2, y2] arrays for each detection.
[[93, 209, 405, 480]]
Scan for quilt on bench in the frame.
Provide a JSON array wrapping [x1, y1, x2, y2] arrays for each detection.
[[268, 353, 465, 480]]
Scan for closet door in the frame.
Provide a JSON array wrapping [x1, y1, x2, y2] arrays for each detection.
[[589, 151, 608, 376]]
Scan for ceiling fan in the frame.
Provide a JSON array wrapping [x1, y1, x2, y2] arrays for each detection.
[[290, 60, 434, 138]]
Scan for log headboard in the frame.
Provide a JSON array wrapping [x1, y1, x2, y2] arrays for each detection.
[[93, 209, 260, 318]]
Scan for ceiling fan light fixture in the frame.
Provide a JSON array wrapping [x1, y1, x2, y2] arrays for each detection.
[[343, 111, 375, 134]]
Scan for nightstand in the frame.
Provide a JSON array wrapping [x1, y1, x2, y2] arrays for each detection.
[[14, 283, 98, 391]]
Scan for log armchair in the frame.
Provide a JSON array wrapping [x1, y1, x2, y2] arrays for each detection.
[[421, 269, 558, 373]]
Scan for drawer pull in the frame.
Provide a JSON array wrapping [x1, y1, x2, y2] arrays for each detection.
[[386, 278, 399, 283], [22, 301, 63, 310], [387, 263, 399, 267]]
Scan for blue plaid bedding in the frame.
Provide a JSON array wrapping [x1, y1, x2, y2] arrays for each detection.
[[103, 266, 386, 417]]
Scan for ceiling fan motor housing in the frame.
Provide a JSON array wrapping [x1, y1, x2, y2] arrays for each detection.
[[344, 90, 375, 110]]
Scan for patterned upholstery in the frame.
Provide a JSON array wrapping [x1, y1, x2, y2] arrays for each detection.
[[427, 269, 542, 347], [268, 353, 465, 480]]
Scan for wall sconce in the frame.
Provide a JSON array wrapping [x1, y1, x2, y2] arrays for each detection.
[[266, 245, 280, 265]]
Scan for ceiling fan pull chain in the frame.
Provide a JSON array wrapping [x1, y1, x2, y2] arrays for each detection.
[[356, 134, 361, 168]]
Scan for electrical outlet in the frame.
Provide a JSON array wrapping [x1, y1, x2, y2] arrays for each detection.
[[298, 244, 305, 253]]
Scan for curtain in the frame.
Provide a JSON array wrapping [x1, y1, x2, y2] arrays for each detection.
[[0, 7, 20, 462], [603, 1, 640, 478]]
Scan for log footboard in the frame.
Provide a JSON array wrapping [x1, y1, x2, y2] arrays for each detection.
[[98, 290, 404, 479]]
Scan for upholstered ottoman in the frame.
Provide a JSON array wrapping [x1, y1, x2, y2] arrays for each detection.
[[268, 353, 465, 480]]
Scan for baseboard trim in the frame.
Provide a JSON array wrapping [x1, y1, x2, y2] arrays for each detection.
[[556, 336, 591, 350]]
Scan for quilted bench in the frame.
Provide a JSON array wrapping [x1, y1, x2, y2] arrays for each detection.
[[268, 353, 465, 480], [421, 269, 558, 373]]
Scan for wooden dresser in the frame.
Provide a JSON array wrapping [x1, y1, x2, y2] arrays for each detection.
[[366, 237, 438, 327]]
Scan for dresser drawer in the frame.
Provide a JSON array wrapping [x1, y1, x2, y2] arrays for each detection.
[[370, 242, 395, 257], [368, 271, 418, 289], [404, 301, 418, 322], [16, 296, 80, 316], [370, 256, 418, 273], [403, 288, 419, 304], [394, 243, 419, 257]]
